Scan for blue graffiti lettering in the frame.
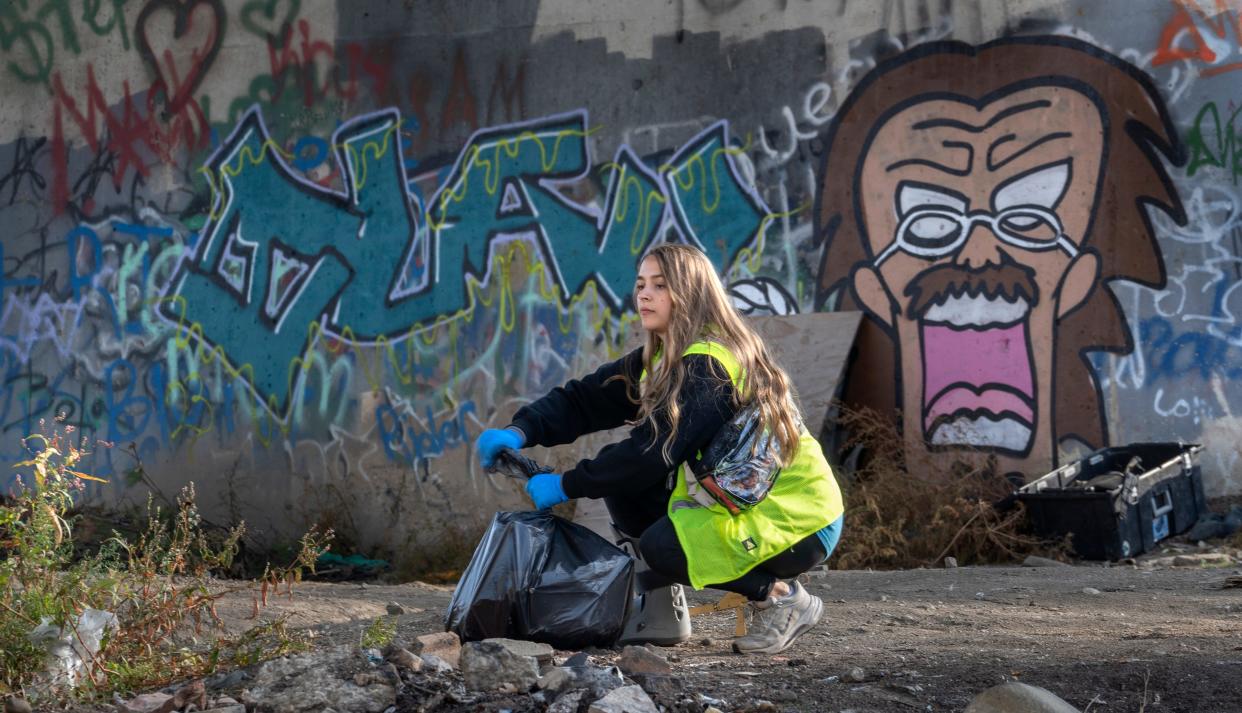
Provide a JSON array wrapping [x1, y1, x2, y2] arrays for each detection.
[[162, 106, 771, 417]]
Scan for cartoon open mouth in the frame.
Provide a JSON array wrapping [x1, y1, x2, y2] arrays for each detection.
[[920, 290, 1035, 453]]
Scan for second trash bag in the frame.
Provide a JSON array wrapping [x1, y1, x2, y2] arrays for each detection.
[[444, 510, 634, 650]]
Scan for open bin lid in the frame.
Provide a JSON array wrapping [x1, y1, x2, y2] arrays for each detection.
[[1018, 442, 1203, 497]]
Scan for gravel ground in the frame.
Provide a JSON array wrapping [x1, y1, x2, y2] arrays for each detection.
[[184, 547, 1242, 712]]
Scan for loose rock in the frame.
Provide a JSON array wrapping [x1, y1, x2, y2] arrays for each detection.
[[1022, 556, 1068, 567], [538, 665, 624, 696], [481, 637, 555, 665], [765, 688, 799, 703], [842, 666, 867, 682], [548, 690, 586, 713], [199, 698, 245, 713], [242, 647, 396, 713], [965, 682, 1078, 713], [944, 556, 958, 568], [420, 653, 455, 673], [460, 640, 541, 692], [385, 602, 406, 616], [631, 673, 680, 698], [387, 647, 423, 672], [205, 670, 249, 690], [120, 692, 172, 713], [166, 680, 207, 711], [589, 684, 659, 713], [4, 697, 32, 713], [411, 632, 462, 667], [618, 645, 672, 676], [1081, 587, 1102, 595]]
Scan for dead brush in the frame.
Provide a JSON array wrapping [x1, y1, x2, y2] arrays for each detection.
[[828, 405, 1067, 569], [99, 486, 334, 691], [0, 421, 333, 702]]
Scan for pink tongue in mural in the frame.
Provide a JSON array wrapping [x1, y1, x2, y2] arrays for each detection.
[[921, 323, 1034, 431]]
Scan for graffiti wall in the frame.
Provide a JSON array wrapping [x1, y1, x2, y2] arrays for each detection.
[[2, 0, 1240, 562]]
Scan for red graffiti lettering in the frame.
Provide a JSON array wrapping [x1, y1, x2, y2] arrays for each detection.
[[439, 45, 479, 133], [263, 20, 394, 108], [1155, 0, 1242, 77], [49, 65, 209, 214]]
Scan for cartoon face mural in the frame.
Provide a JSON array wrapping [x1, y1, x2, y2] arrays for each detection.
[[816, 37, 1187, 476]]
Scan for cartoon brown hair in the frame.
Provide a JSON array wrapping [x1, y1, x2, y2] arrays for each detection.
[[816, 36, 1186, 452]]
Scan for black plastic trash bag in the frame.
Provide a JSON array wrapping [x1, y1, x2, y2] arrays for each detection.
[[444, 510, 634, 650]]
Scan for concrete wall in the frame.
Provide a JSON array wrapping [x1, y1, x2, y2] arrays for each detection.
[[2, 0, 1239, 563]]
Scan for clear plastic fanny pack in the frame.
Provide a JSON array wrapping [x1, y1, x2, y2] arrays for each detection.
[[686, 405, 796, 515]]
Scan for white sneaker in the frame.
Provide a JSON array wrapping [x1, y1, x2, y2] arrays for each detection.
[[731, 581, 823, 654]]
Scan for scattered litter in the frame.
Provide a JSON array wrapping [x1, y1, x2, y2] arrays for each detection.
[[315, 552, 391, 578], [26, 608, 117, 692]]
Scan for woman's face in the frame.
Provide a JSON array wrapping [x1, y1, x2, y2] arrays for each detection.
[[635, 256, 672, 337]]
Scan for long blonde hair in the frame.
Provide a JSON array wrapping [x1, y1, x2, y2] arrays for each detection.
[[629, 243, 801, 466]]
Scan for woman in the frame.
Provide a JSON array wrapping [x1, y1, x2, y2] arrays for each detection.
[[475, 243, 845, 655]]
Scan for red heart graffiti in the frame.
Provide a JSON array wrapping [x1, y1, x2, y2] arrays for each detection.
[[136, 0, 226, 113]]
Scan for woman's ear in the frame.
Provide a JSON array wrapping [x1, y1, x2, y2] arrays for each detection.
[[850, 265, 897, 328]]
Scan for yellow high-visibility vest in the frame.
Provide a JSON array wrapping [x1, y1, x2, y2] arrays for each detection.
[[649, 340, 844, 589]]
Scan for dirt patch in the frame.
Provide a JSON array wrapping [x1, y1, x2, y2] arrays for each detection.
[[182, 549, 1242, 712]]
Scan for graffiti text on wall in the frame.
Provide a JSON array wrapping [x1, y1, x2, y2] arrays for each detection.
[[162, 107, 771, 415]]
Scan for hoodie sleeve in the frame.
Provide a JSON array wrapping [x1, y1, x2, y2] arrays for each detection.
[[560, 353, 737, 499], [507, 347, 644, 447]]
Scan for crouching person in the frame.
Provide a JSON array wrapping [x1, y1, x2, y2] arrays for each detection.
[[475, 244, 845, 654]]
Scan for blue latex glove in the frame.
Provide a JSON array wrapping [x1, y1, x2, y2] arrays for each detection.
[[476, 427, 524, 468], [526, 473, 568, 510]]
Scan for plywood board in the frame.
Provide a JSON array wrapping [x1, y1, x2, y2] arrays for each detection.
[[747, 311, 863, 435]]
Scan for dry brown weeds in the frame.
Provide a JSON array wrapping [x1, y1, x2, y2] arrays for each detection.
[[828, 405, 1066, 570]]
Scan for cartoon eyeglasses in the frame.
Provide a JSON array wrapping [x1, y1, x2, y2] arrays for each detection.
[[874, 205, 1079, 266]]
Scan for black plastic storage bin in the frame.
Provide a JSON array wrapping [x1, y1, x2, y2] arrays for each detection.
[[1016, 443, 1206, 560]]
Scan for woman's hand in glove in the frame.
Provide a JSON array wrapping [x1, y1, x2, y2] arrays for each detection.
[[526, 473, 568, 510], [475, 427, 524, 468]]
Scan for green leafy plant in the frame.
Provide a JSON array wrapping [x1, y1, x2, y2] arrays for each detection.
[[360, 616, 396, 649], [0, 422, 334, 702]]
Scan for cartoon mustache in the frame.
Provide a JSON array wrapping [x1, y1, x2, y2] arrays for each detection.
[[903, 256, 1039, 320]]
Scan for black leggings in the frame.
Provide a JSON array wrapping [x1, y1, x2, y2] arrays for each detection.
[[605, 477, 826, 601]]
